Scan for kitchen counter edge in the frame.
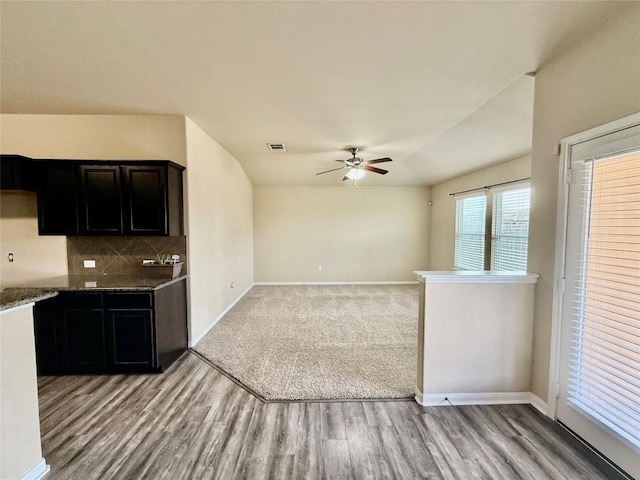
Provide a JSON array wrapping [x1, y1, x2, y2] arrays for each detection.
[[0, 289, 59, 312], [2, 275, 189, 307]]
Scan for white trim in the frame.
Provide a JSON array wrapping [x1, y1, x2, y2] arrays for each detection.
[[188, 283, 254, 347], [529, 393, 549, 416], [253, 281, 419, 285], [414, 389, 531, 407], [20, 458, 50, 480], [413, 270, 539, 284], [548, 133, 572, 418], [560, 112, 640, 146], [548, 111, 640, 419], [0, 301, 35, 315]]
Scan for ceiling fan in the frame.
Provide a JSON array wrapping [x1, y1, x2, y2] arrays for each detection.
[[315, 148, 392, 182]]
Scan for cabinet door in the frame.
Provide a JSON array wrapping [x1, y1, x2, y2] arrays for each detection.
[[80, 165, 123, 234], [0, 155, 17, 189], [122, 165, 167, 235], [37, 162, 80, 235], [33, 298, 59, 374], [56, 309, 106, 373], [106, 310, 155, 369]]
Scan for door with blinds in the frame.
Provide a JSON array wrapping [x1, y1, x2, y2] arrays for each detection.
[[557, 121, 640, 478]]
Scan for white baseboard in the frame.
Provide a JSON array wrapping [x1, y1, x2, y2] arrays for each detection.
[[253, 281, 419, 285], [415, 388, 532, 407], [529, 392, 549, 416], [188, 283, 254, 347], [20, 458, 50, 480]]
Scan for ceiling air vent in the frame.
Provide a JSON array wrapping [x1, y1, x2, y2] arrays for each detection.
[[267, 143, 286, 152]]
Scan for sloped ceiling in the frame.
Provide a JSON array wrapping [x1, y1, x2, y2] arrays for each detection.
[[0, 1, 631, 185]]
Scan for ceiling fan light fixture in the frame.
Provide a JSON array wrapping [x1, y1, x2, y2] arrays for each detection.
[[346, 168, 366, 180]]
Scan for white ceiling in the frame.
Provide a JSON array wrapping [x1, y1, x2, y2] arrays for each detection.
[[0, 1, 630, 186]]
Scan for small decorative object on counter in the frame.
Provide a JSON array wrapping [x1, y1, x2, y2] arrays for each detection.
[[143, 255, 183, 278], [154, 253, 173, 265]]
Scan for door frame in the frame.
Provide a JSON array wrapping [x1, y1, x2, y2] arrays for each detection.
[[548, 111, 640, 418]]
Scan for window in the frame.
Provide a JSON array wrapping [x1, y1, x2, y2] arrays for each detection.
[[568, 151, 640, 449], [454, 183, 530, 271], [491, 187, 530, 271], [454, 194, 486, 270], [555, 118, 640, 477]]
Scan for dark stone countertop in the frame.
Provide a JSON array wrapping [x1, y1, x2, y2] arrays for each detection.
[[0, 288, 59, 312], [4, 274, 188, 294]]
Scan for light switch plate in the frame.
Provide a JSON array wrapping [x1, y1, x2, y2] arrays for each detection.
[[83, 260, 96, 268]]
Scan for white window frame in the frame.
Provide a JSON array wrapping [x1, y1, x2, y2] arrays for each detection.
[[454, 180, 531, 271], [491, 183, 531, 272], [548, 111, 640, 419], [454, 191, 488, 271]]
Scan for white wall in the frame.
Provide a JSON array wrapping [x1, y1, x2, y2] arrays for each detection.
[[528, 5, 640, 401], [0, 305, 45, 480], [0, 114, 187, 287], [254, 186, 430, 282], [429, 155, 531, 270], [184, 118, 254, 341]]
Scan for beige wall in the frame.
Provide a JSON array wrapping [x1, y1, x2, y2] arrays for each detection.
[[0, 114, 187, 166], [0, 305, 45, 480], [0, 192, 67, 288], [0, 114, 253, 343], [429, 155, 531, 270], [528, 6, 640, 401], [0, 114, 187, 287], [184, 118, 254, 341], [418, 281, 535, 395], [254, 186, 430, 282]]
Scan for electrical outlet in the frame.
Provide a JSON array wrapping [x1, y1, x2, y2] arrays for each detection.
[[317, 265, 322, 272], [83, 260, 96, 268]]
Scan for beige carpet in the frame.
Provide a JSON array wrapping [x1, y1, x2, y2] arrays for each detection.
[[193, 284, 418, 401]]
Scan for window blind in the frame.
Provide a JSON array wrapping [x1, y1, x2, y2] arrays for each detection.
[[568, 151, 640, 448], [454, 194, 486, 270], [491, 186, 530, 271]]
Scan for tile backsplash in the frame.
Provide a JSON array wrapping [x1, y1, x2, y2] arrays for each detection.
[[67, 236, 187, 275]]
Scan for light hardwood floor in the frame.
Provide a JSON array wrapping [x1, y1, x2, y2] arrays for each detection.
[[37, 352, 621, 480]]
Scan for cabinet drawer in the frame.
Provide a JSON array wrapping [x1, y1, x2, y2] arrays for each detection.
[[55, 292, 103, 309], [105, 292, 153, 309]]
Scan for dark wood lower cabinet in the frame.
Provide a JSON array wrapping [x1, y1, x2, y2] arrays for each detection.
[[107, 309, 154, 370], [57, 309, 107, 373], [33, 279, 187, 375]]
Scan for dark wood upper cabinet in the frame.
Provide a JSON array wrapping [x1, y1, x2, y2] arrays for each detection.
[[34, 160, 184, 236], [80, 165, 123, 234], [122, 164, 183, 236], [1, 155, 36, 191], [123, 165, 165, 235], [37, 162, 81, 235]]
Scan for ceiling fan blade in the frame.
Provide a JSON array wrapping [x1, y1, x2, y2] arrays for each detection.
[[335, 159, 346, 163], [342, 176, 349, 181], [365, 157, 392, 164], [315, 166, 345, 175], [363, 165, 388, 175]]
